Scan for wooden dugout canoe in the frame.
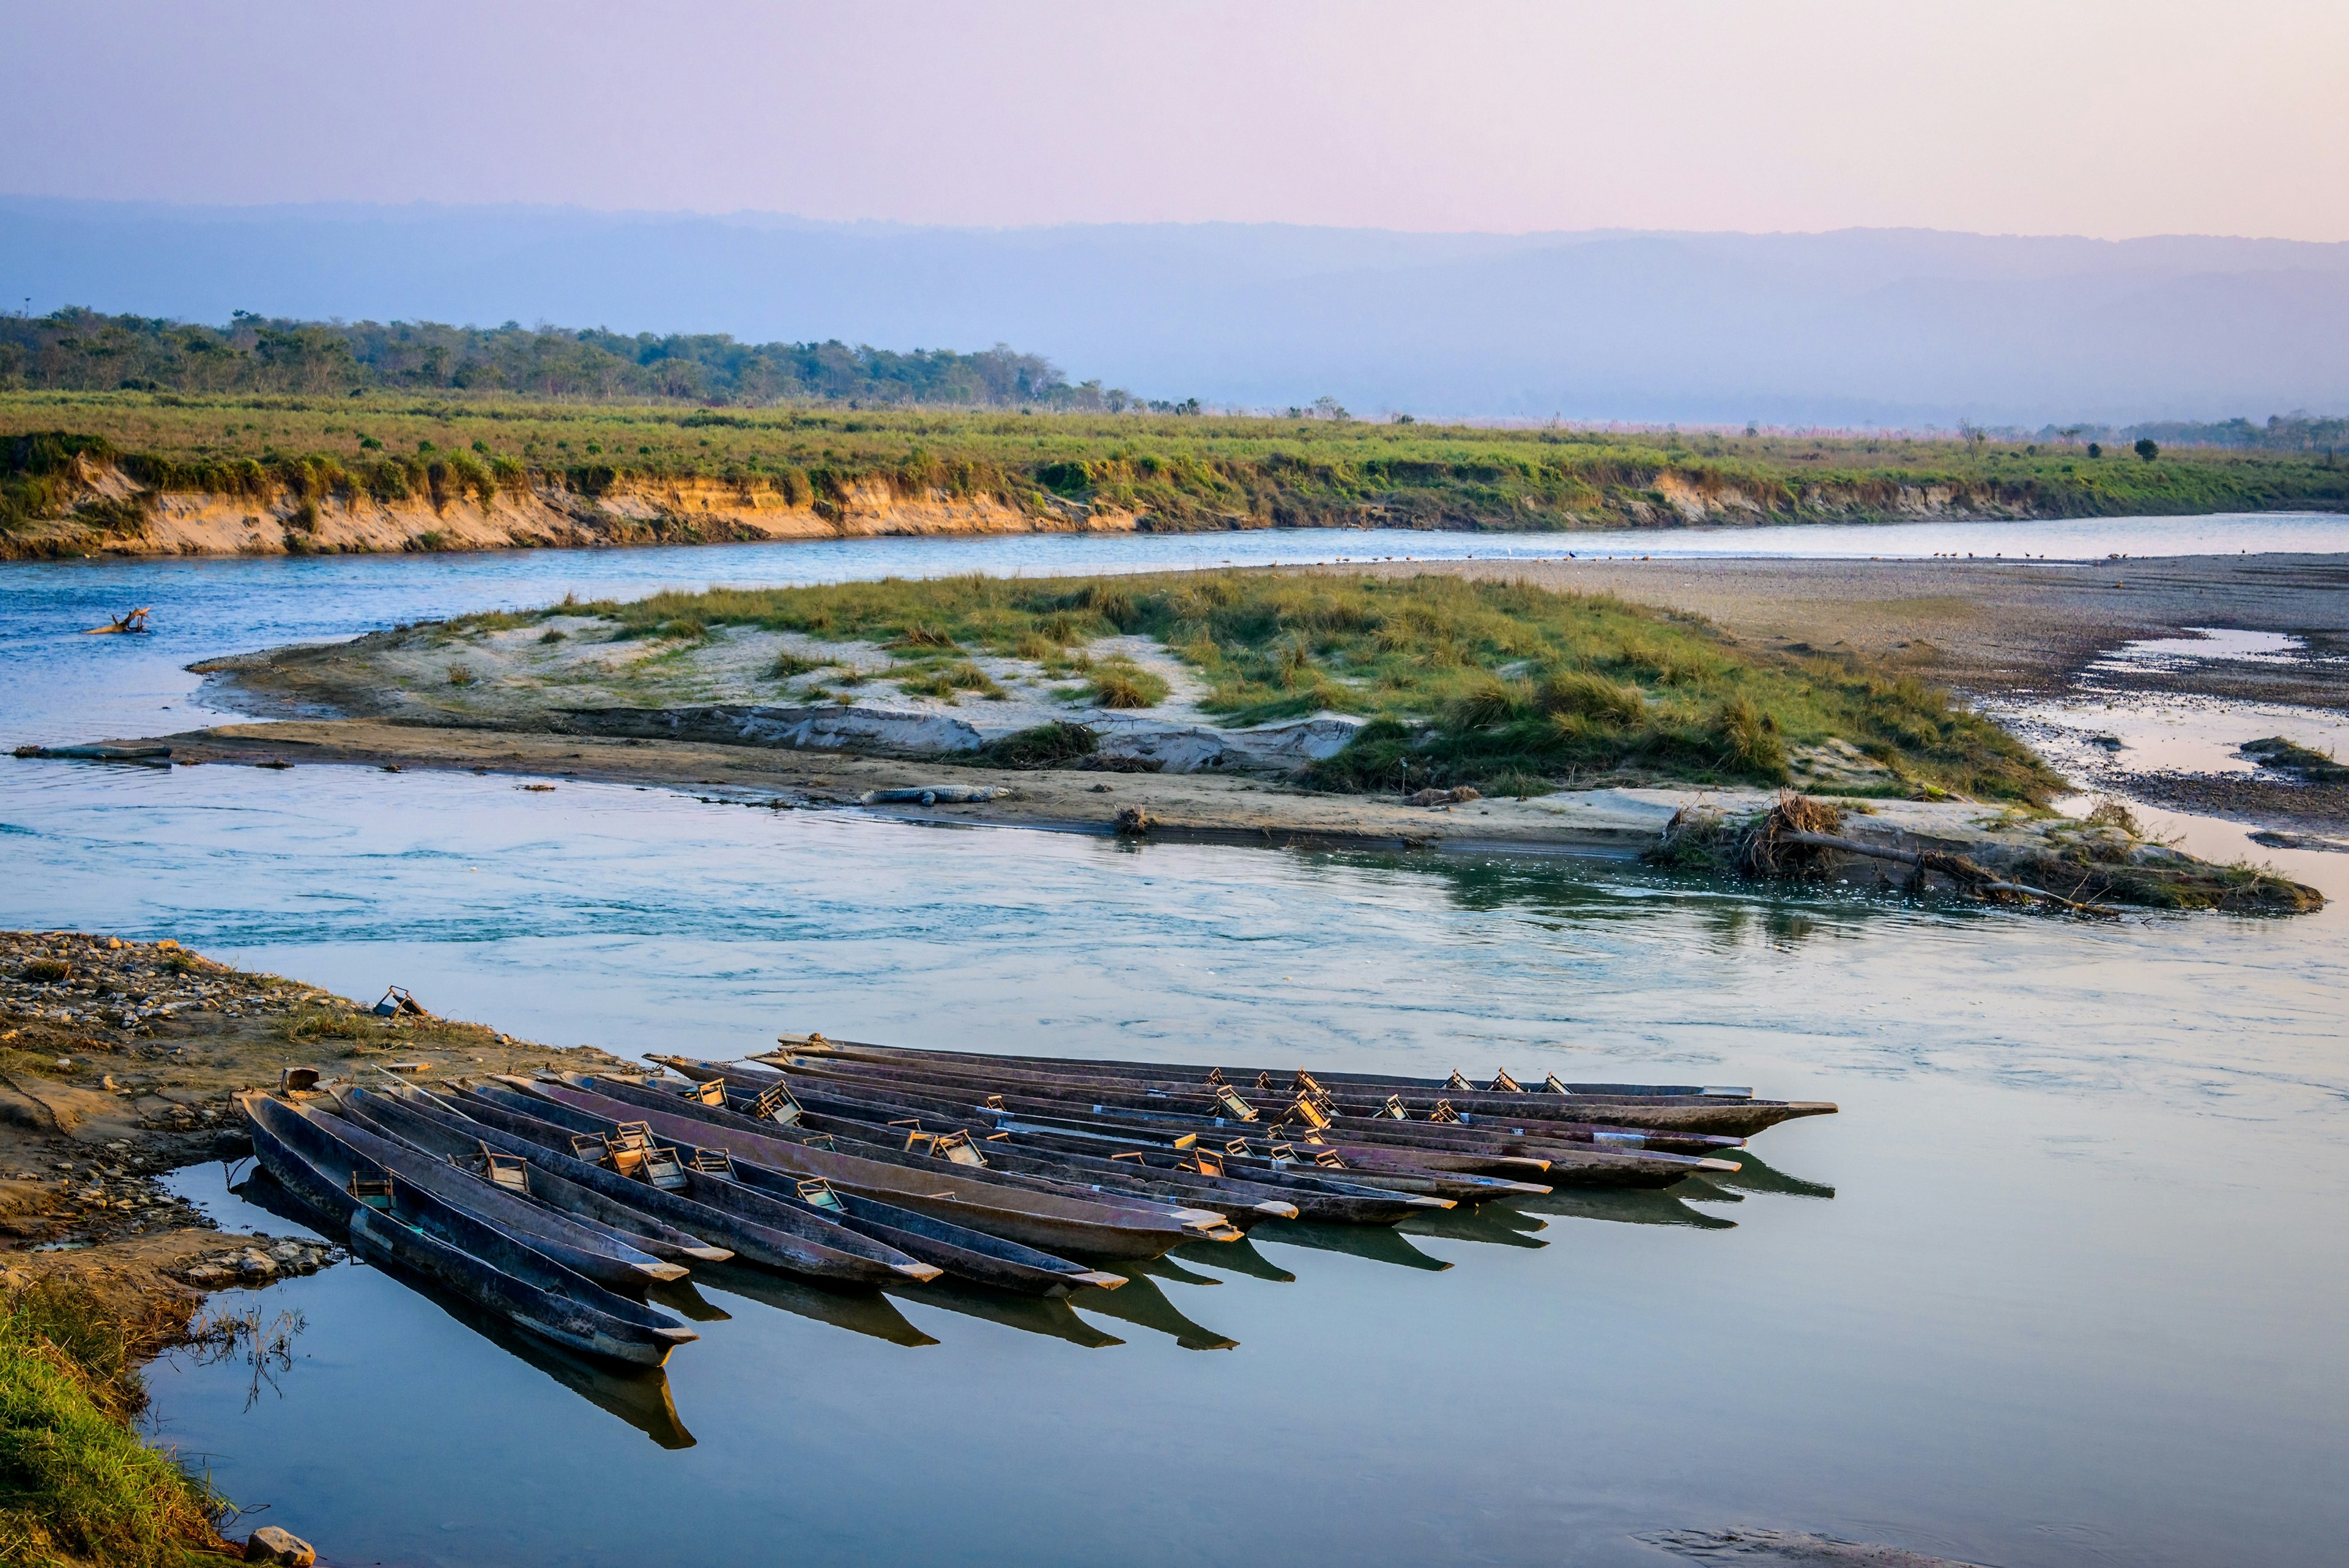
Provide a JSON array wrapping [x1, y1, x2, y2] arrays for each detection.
[[578, 1072, 1437, 1227], [531, 1090, 1126, 1296], [240, 1093, 695, 1367], [512, 1079, 1231, 1261], [659, 1055, 1561, 1201], [495, 1079, 1125, 1295], [764, 1038, 1737, 1100], [387, 1085, 933, 1286], [443, 1085, 941, 1287], [678, 1061, 1548, 1203], [692, 1073, 1474, 1217], [756, 1039, 1835, 1139], [744, 1058, 1738, 1189], [333, 1087, 733, 1265], [314, 1099, 688, 1292], [565, 1073, 1304, 1229], [483, 1075, 1258, 1240], [762, 1052, 1755, 1155]]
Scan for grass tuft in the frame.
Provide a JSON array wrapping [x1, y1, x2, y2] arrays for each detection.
[[1536, 668, 1645, 724], [1085, 662, 1168, 710], [1715, 694, 1788, 780], [766, 651, 826, 681]]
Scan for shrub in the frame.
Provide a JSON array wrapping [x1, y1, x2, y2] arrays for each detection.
[[1536, 668, 1644, 725], [894, 622, 957, 649], [281, 1006, 369, 1042], [981, 722, 1099, 768], [1487, 768, 1551, 800], [2083, 798, 2143, 836], [1085, 662, 1167, 709], [1715, 694, 1787, 779], [1301, 717, 1426, 792], [895, 661, 999, 699], [1445, 674, 1521, 730], [941, 660, 1001, 694], [766, 652, 825, 680], [447, 663, 475, 686]]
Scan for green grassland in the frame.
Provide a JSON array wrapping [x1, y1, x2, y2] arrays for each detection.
[[529, 570, 2060, 802], [7, 390, 2348, 542], [0, 1282, 224, 1567]]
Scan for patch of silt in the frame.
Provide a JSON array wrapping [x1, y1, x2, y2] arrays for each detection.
[[1644, 792, 2323, 915]]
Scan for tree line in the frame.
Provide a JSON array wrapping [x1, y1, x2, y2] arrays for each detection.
[[0, 308, 1183, 411]]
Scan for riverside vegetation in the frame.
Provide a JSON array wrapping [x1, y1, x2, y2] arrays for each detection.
[[472, 571, 2060, 801], [7, 388, 2349, 559], [0, 1280, 226, 1567]]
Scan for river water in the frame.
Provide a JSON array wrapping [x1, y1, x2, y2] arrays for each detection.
[[4, 522, 2346, 1568]]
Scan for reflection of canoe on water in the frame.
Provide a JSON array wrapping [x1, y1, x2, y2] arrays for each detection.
[[239, 1093, 696, 1367], [231, 1168, 698, 1448], [1250, 1220, 1453, 1273], [1069, 1270, 1238, 1351], [886, 1279, 1124, 1349], [83, 607, 150, 634], [692, 1263, 939, 1348], [422, 1277, 699, 1450]]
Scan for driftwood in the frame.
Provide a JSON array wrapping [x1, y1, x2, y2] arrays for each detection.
[[1767, 828, 2122, 918]]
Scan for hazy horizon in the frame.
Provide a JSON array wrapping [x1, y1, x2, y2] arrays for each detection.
[[10, 197, 2348, 428]]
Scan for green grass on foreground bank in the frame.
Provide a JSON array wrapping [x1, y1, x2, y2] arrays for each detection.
[[0, 1282, 224, 1568], [529, 571, 2060, 802], [7, 392, 2347, 540]]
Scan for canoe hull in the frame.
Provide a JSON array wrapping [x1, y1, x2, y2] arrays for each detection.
[[242, 1095, 688, 1367]]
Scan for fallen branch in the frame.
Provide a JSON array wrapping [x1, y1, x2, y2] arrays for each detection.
[[1770, 830, 2122, 917]]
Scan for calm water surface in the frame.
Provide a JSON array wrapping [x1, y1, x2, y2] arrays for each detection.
[[2, 526, 2344, 1567]]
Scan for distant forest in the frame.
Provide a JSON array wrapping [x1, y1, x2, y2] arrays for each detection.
[[2094, 414, 2349, 453], [0, 308, 1190, 412]]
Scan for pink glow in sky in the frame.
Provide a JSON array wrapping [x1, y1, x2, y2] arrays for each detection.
[[11, 0, 2347, 240]]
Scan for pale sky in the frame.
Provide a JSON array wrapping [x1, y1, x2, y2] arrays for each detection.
[[9, 0, 2348, 240]]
